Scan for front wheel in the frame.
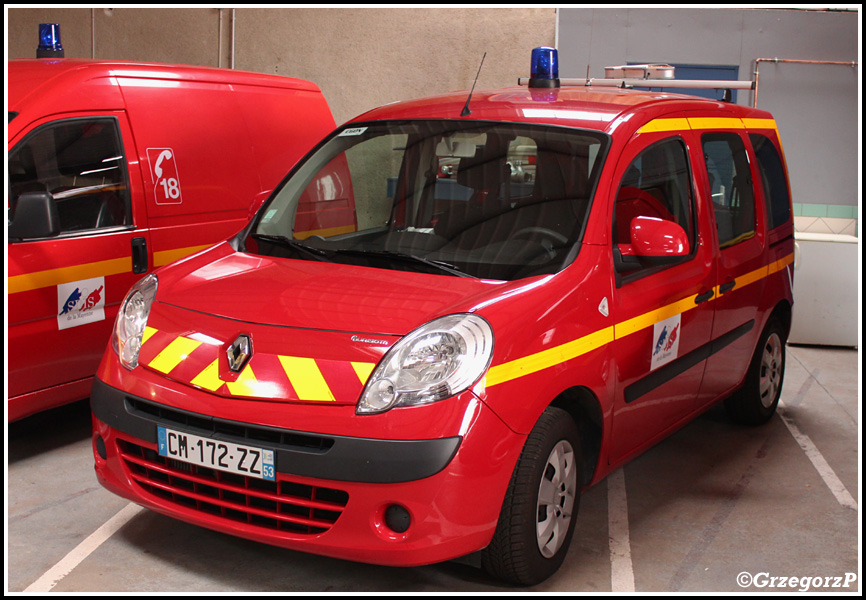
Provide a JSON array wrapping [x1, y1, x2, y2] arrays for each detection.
[[725, 318, 787, 425], [481, 407, 582, 586]]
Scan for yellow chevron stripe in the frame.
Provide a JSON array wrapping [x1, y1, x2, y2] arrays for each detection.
[[278, 355, 336, 402], [142, 326, 158, 345], [226, 365, 260, 397], [351, 361, 375, 384], [148, 336, 202, 374], [191, 359, 223, 392]]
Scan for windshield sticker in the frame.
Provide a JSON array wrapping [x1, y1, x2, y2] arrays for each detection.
[[261, 209, 278, 223], [339, 127, 368, 137], [651, 314, 680, 371], [57, 277, 105, 330]]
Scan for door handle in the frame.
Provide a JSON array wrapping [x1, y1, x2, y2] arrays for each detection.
[[132, 237, 148, 274], [695, 289, 715, 304], [719, 280, 736, 294]]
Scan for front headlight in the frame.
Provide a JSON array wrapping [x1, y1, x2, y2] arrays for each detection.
[[357, 313, 494, 415], [112, 273, 158, 370]]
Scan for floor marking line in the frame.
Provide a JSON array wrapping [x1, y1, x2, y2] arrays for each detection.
[[777, 400, 857, 511], [24, 503, 144, 593], [607, 468, 635, 593]]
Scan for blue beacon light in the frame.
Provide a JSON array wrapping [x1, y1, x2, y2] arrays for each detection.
[[529, 46, 560, 89], [37, 23, 65, 58]]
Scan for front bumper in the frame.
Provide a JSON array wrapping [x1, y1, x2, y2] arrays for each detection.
[[91, 376, 524, 567]]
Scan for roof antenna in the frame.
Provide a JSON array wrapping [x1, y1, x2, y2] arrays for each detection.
[[461, 52, 487, 117]]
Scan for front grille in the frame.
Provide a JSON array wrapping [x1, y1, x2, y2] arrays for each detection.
[[118, 439, 349, 535], [125, 397, 334, 452]]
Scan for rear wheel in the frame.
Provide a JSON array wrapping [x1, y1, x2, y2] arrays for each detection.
[[725, 318, 786, 425], [481, 407, 582, 586]]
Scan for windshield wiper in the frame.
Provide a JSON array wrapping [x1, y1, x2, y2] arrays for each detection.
[[250, 234, 332, 262], [335, 248, 474, 278]]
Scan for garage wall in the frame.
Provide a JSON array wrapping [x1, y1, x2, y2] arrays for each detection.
[[6, 7, 555, 126], [558, 7, 860, 237]]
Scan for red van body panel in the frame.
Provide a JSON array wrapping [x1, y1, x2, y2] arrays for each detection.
[[8, 59, 339, 421], [88, 72, 795, 578]]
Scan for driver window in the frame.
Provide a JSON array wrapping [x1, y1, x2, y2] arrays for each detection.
[[9, 118, 130, 236], [614, 138, 695, 257]]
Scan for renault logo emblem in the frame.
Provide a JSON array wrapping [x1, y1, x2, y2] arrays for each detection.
[[227, 334, 253, 373]]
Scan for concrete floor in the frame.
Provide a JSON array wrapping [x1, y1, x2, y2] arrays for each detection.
[[6, 344, 860, 593]]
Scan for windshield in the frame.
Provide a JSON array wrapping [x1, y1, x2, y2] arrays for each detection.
[[249, 120, 608, 280]]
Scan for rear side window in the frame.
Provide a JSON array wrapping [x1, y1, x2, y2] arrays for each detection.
[[702, 133, 755, 248], [9, 117, 130, 236], [750, 134, 791, 230]]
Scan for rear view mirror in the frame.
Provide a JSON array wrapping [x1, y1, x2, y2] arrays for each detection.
[[8, 191, 61, 240]]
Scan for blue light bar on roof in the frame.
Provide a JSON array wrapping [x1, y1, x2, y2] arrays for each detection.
[[529, 46, 560, 89], [37, 23, 64, 58]]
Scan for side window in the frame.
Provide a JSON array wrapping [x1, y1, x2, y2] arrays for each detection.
[[749, 133, 791, 230], [9, 118, 130, 236], [701, 133, 755, 247], [614, 137, 695, 251]]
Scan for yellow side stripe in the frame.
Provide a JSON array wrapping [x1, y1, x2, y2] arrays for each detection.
[[486, 252, 794, 388], [637, 118, 690, 134], [9, 243, 216, 294], [153, 244, 214, 268], [148, 336, 202, 374], [486, 327, 614, 387], [8, 257, 131, 294], [278, 355, 336, 402], [637, 117, 778, 135], [687, 117, 745, 130], [614, 293, 700, 340]]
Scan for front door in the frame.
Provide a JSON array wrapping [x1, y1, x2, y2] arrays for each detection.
[[8, 113, 149, 417], [609, 131, 717, 463]]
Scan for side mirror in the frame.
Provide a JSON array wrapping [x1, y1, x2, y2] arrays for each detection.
[[8, 191, 61, 240], [630, 215, 690, 258], [615, 216, 690, 273]]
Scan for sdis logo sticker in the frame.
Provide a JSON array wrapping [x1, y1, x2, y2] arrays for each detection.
[[57, 277, 106, 330], [651, 314, 680, 371]]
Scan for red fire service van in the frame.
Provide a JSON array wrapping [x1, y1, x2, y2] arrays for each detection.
[[91, 48, 794, 585], [8, 54, 338, 422]]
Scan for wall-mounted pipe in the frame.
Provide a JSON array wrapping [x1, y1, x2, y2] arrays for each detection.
[[753, 57, 858, 107]]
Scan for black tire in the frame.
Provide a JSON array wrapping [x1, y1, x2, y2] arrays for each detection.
[[725, 318, 786, 425], [481, 407, 582, 586]]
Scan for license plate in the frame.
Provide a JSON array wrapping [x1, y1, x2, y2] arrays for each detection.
[[157, 426, 275, 481]]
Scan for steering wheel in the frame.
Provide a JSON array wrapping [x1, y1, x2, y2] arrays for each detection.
[[512, 227, 569, 260]]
